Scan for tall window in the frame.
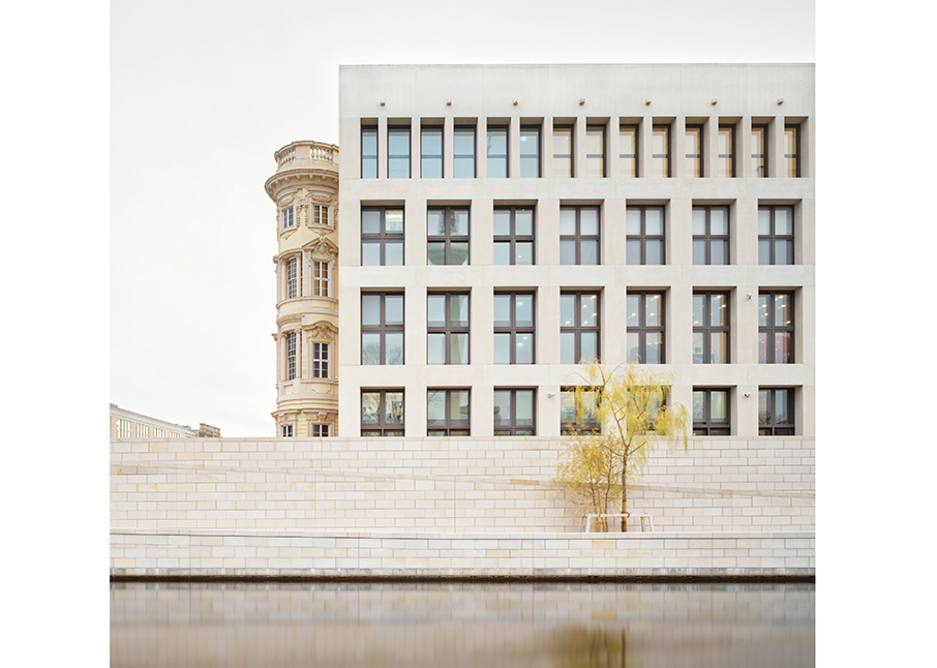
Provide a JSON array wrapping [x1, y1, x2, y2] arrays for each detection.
[[361, 207, 404, 266], [427, 207, 469, 266], [493, 207, 534, 265], [282, 206, 294, 229], [752, 125, 767, 177], [692, 292, 729, 364], [585, 125, 605, 177], [619, 125, 637, 177], [626, 206, 664, 265], [692, 206, 729, 265], [685, 125, 702, 177], [552, 126, 573, 177], [759, 388, 794, 435], [560, 292, 599, 364], [138, 424, 149, 438], [361, 293, 404, 365], [487, 125, 508, 177], [493, 388, 536, 436], [361, 126, 378, 179], [718, 125, 734, 177], [758, 206, 794, 265], [388, 126, 410, 179], [519, 126, 541, 178], [362, 390, 404, 437], [693, 388, 730, 435], [626, 292, 664, 364], [311, 342, 329, 379], [785, 124, 800, 177], [312, 260, 329, 297], [286, 257, 299, 298], [560, 206, 600, 265], [427, 293, 470, 365], [153, 427, 165, 438], [117, 419, 131, 439], [421, 126, 443, 178], [453, 126, 476, 178], [561, 387, 600, 435], [759, 292, 793, 364], [651, 125, 670, 177], [286, 331, 297, 380], [427, 389, 470, 436], [493, 292, 534, 364], [313, 205, 329, 226]]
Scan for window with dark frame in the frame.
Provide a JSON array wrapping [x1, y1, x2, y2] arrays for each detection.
[[758, 205, 794, 265], [759, 291, 793, 364], [692, 206, 729, 265], [421, 126, 443, 178], [493, 292, 535, 365], [652, 125, 670, 177], [718, 124, 735, 177], [286, 331, 297, 380], [493, 206, 534, 265], [620, 125, 638, 177], [752, 124, 767, 177], [361, 293, 404, 366], [427, 389, 470, 436], [311, 424, 329, 437], [361, 207, 404, 266], [560, 206, 600, 265], [585, 125, 605, 177], [311, 342, 329, 379], [388, 126, 410, 179], [626, 205, 665, 265], [759, 387, 794, 435], [487, 125, 508, 178], [361, 126, 378, 179], [560, 387, 600, 435], [427, 207, 469, 266], [693, 388, 730, 435], [626, 291, 664, 364], [692, 292, 729, 364], [361, 389, 405, 437], [784, 124, 800, 177], [493, 388, 536, 436], [560, 292, 600, 364], [686, 125, 703, 177], [453, 126, 476, 178], [552, 125, 573, 177], [519, 126, 540, 178], [427, 293, 470, 365]]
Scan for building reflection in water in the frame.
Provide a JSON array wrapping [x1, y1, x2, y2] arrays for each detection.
[[111, 582, 814, 667]]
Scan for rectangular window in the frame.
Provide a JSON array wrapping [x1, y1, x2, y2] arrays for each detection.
[[282, 206, 294, 229], [758, 205, 794, 265], [312, 260, 329, 297], [552, 125, 573, 177], [752, 125, 767, 177], [453, 126, 476, 178], [519, 126, 540, 178], [686, 125, 702, 177], [361, 293, 404, 365], [492, 206, 534, 265], [560, 206, 600, 265], [286, 331, 297, 380], [286, 257, 299, 299], [759, 388, 794, 435], [785, 124, 800, 177], [153, 427, 164, 439], [388, 126, 410, 179], [560, 292, 599, 364], [626, 206, 664, 265], [427, 389, 470, 436], [759, 292, 793, 364], [361, 126, 378, 179], [493, 388, 536, 436], [693, 388, 730, 435], [421, 126, 443, 178], [652, 125, 670, 177], [117, 419, 131, 439], [626, 292, 664, 364], [692, 292, 729, 364], [311, 424, 329, 437], [312, 342, 329, 379], [427, 293, 470, 365], [692, 206, 729, 265], [313, 205, 329, 226], [487, 125, 508, 178], [427, 207, 469, 266], [619, 125, 637, 177], [362, 390, 405, 437], [585, 125, 605, 177], [138, 424, 148, 438], [718, 125, 734, 177], [361, 207, 404, 266], [493, 292, 535, 365], [560, 387, 600, 435], [281, 424, 294, 438]]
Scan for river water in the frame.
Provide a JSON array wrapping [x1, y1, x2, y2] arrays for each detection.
[[111, 581, 814, 667]]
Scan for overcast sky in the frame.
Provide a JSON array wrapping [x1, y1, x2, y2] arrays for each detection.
[[109, 0, 815, 437]]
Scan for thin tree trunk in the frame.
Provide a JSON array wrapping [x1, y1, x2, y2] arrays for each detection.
[[621, 462, 628, 532]]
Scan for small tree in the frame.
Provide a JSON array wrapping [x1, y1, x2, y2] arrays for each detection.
[[554, 363, 690, 531]]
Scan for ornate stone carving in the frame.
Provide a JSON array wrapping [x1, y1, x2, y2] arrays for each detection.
[[307, 321, 338, 341], [304, 237, 338, 261]]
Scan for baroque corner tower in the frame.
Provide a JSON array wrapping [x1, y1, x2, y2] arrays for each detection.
[[264, 141, 339, 437]]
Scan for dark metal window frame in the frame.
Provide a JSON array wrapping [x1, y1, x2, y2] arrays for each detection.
[[427, 292, 470, 365], [626, 205, 665, 265], [493, 387, 537, 436], [759, 290, 794, 364], [560, 291, 600, 364], [519, 125, 541, 178], [619, 124, 638, 177], [421, 126, 443, 178], [758, 205, 795, 266], [361, 206, 405, 266], [652, 124, 671, 177], [453, 125, 476, 178], [585, 124, 606, 178], [752, 124, 768, 177], [560, 386, 601, 435], [560, 205, 600, 266], [686, 124, 703, 177], [552, 125, 574, 177], [486, 125, 509, 178], [718, 124, 735, 177], [361, 292, 405, 365], [693, 291, 730, 364], [493, 291, 535, 365], [784, 123, 801, 178], [427, 206, 470, 266], [361, 125, 378, 179], [493, 206, 535, 265], [311, 341, 329, 379], [626, 291, 665, 364], [427, 388, 471, 437], [692, 205, 729, 266], [759, 387, 795, 435], [361, 389, 405, 437], [693, 387, 731, 435], [387, 126, 411, 179]]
